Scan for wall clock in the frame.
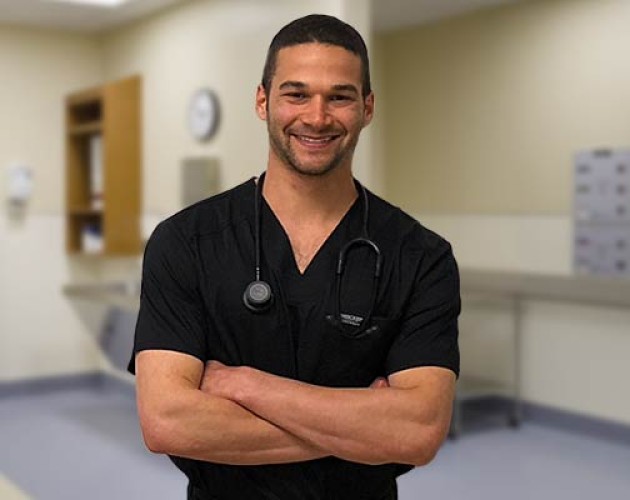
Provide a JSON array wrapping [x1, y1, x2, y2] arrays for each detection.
[[188, 88, 220, 141]]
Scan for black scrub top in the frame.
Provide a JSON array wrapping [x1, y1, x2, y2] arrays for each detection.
[[129, 177, 460, 500]]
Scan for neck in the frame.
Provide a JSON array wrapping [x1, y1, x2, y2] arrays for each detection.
[[261, 165, 358, 225]]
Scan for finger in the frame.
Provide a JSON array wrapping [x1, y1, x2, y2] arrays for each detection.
[[370, 377, 389, 389], [205, 360, 225, 370]]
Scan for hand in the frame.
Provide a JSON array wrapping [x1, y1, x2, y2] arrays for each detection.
[[200, 360, 244, 400]]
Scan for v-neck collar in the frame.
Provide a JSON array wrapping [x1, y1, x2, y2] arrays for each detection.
[[261, 193, 362, 279]]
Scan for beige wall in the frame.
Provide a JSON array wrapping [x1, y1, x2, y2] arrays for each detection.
[[0, 26, 106, 380], [0, 0, 373, 381], [377, 0, 630, 215], [0, 26, 103, 214], [3, 0, 629, 427], [99, 0, 373, 216], [375, 0, 630, 425]]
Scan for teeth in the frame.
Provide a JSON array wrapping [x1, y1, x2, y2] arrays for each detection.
[[298, 136, 334, 144]]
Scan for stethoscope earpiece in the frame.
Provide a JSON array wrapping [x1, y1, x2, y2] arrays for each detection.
[[243, 280, 273, 313]]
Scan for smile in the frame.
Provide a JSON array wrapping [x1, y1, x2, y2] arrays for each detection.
[[292, 134, 340, 146]]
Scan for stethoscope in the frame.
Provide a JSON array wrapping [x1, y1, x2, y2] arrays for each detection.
[[243, 172, 383, 336]]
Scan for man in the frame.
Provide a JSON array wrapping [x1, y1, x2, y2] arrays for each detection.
[[130, 14, 460, 500]]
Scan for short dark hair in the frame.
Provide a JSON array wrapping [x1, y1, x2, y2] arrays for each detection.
[[261, 14, 371, 98]]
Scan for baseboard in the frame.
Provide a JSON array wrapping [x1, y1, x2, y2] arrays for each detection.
[[523, 401, 630, 446], [0, 371, 134, 399], [457, 396, 630, 446], [100, 372, 135, 398]]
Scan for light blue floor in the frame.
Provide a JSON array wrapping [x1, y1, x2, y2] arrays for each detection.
[[399, 424, 630, 499], [0, 386, 185, 499], [2, 385, 630, 499]]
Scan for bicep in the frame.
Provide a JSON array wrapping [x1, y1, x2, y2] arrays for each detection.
[[135, 350, 204, 427], [388, 366, 456, 425], [381, 366, 455, 464]]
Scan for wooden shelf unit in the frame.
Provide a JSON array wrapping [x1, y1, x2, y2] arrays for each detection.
[[65, 75, 142, 256]]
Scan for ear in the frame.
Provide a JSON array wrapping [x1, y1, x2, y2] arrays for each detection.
[[255, 84, 268, 121], [362, 92, 375, 127]]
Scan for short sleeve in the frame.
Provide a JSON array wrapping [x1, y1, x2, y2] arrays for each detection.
[[127, 220, 208, 374], [385, 241, 460, 377]]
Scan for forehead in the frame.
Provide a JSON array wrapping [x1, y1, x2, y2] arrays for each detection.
[[272, 43, 363, 90]]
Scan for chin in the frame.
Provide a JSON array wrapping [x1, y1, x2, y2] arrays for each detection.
[[288, 155, 348, 177], [289, 164, 338, 177]]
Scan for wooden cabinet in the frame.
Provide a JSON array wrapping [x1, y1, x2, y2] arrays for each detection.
[[65, 75, 142, 256]]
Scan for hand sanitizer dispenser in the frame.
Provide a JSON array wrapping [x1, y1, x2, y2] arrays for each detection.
[[7, 163, 33, 206]]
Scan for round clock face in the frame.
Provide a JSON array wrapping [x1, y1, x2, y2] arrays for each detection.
[[188, 88, 219, 141]]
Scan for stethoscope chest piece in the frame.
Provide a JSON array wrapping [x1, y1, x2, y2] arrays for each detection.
[[243, 280, 273, 313]]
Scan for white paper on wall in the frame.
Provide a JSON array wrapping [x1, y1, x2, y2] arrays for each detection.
[[89, 135, 103, 210]]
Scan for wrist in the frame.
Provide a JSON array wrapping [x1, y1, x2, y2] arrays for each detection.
[[230, 365, 258, 406]]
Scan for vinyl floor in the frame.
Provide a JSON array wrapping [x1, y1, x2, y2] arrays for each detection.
[[1, 385, 629, 500]]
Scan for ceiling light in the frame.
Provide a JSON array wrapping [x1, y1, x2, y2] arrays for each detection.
[[46, 0, 132, 7]]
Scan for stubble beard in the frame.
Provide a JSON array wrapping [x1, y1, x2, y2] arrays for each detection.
[[267, 122, 359, 178]]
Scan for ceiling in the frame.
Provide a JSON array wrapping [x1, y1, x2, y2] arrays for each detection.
[[0, 0, 184, 33], [0, 0, 520, 34], [372, 0, 520, 32]]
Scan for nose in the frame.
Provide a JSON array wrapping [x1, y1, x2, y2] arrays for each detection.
[[301, 96, 331, 129]]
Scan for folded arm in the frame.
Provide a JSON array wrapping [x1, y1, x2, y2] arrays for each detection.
[[135, 350, 327, 465], [202, 361, 456, 466]]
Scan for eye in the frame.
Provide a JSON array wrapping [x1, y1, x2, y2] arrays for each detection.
[[329, 94, 354, 104], [283, 92, 307, 101]]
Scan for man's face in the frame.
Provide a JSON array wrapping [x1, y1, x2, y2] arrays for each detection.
[[256, 43, 374, 177]]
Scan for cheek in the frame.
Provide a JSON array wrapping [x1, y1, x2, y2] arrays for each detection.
[[270, 105, 295, 127], [337, 106, 367, 130], [343, 114, 366, 133]]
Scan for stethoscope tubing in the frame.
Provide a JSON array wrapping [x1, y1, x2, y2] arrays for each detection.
[[245, 172, 382, 337]]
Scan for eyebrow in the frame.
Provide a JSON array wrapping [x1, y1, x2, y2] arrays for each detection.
[[278, 81, 359, 95], [331, 84, 359, 95], [279, 81, 306, 90]]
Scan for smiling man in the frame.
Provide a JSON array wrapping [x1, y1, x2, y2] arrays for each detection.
[[130, 14, 460, 500], [261, 42, 372, 178]]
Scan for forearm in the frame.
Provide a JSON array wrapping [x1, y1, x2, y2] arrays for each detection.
[[228, 368, 452, 466], [136, 350, 328, 465], [141, 388, 326, 465]]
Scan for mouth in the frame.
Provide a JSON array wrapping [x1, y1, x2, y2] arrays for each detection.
[[291, 134, 340, 148]]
